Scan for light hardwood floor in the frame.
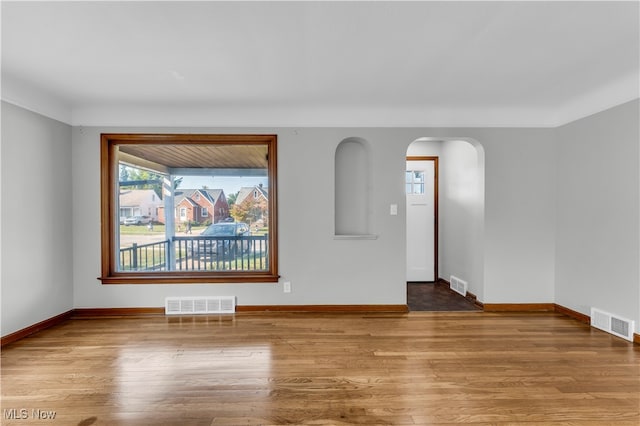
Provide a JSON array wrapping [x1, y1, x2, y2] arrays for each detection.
[[1, 311, 639, 425]]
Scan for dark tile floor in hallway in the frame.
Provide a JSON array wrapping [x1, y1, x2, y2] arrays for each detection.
[[407, 281, 482, 311]]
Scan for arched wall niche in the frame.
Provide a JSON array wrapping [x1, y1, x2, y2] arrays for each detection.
[[406, 137, 486, 300], [334, 137, 373, 238]]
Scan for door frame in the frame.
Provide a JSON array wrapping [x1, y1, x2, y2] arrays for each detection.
[[406, 156, 439, 282]]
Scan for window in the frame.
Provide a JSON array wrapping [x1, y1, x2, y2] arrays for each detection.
[[406, 170, 425, 194], [100, 134, 278, 284]]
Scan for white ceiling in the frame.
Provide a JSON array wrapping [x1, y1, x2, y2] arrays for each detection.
[[2, 1, 639, 127]]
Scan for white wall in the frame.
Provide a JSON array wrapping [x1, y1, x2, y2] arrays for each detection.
[[478, 128, 557, 304], [1, 102, 73, 336], [0, 100, 567, 338], [555, 99, 640, 332], [70, 125, 556, 310], [440, 140, 485, 300], [72, 127, 410, 308], [3, 98, 637, 337]]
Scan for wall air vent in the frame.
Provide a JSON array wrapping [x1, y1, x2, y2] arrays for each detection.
[[165, 296, 236, 315], [450, 276, 468, 297], [590, 307, 634, 342]]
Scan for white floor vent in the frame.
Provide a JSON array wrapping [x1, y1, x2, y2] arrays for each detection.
[[450, 276, 468, 297], [590, 308, 634, 342], [165, 296, 236, 315]]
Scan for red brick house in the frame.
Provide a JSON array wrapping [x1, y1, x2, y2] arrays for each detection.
[[157, 189, 229, 225]]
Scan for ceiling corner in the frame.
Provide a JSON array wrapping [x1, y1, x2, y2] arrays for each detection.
[[1, 73, 72, 125]]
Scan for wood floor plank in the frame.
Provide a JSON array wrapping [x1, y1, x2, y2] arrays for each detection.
[[1, 312, 639, 425]]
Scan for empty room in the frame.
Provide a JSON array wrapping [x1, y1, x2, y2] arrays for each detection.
[[1, 1, 639, 425]]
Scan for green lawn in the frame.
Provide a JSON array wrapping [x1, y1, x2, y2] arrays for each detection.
[[119, 224, 165, 235]]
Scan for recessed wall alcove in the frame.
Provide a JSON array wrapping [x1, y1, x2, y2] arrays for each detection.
[[334, 137, 375, 239]]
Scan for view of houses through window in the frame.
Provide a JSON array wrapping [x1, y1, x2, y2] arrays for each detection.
[[119, 165, 268, 226], [118, 164, 270, 273]]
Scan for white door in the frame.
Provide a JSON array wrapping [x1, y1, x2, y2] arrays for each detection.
[[406, 159, 436, 281]]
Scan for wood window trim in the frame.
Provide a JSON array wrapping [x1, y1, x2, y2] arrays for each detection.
[[99, 133, 279, 284]]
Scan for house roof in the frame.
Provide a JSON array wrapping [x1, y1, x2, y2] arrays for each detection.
[[174, 189, 224, 207], [2, 1, 638, 128]]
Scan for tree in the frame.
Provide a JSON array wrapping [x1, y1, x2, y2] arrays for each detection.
[[118, 165, 182, 199], [119, 166, 130, 182], [227, 191, 239, 205], [230, 196, 268, 227]]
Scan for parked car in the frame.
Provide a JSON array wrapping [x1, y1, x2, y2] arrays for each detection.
[[123, 215, 152, 225], [196, 222, 249, 257]]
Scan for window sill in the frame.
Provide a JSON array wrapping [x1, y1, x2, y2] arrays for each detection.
[[99, 273, 280, 284]]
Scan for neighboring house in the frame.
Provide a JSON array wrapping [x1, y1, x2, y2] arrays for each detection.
[[158, 189, 229, 225], [232, 185, 268, 227], [235, 184, 268, 206], [119, 189, 162, 223]]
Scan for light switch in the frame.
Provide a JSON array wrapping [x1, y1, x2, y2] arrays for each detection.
[[390, 204, 398, 215]]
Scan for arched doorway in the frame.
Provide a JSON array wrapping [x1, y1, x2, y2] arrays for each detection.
[[406, 138, 485, 310]]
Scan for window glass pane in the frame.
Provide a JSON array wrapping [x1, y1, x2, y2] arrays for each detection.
[[406, 170, 425, 194]]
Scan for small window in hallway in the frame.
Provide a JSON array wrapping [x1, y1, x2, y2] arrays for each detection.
[[406, 170, 425, 194]]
